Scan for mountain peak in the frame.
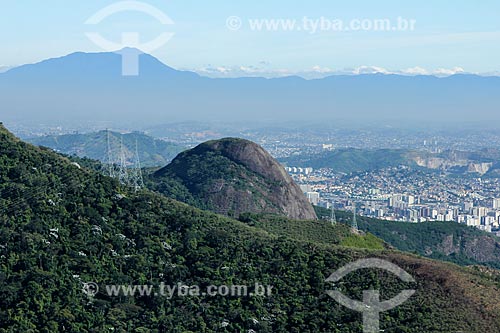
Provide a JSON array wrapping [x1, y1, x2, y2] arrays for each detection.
[[1, 49, 198, 79], [1, 52, 499, 125], [116, 47, 144, 53], [153, 138, 318, 220]]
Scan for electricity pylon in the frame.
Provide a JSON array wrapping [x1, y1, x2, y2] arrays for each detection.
[[351, 202, 358, 232], [105, 129, 116, 178], [330, 202, 337, 226], [129, 139, 144, 191], [118, 136, 129, 185], [104, 131, 144, 191]]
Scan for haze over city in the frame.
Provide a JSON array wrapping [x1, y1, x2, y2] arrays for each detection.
[[2, 1, 500, 332]]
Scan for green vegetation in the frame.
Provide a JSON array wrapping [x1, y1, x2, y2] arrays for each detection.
[[150, 138, 316, 219], [339, 233, 385, 250], [315, 206, 500, 268], [148, 147, 271, 213], [238, 212, 385, 250], [3, 125, 500, 332], [281, 148, 410, 173], [27, 130, 185, 168]]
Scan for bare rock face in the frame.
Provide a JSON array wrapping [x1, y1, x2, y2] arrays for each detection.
[[435, 233, 500, 264], [467, 162, 493, 175], [153, 138, 317, 220], [463, 236, 500, 263], [436, 234, 461, 256]]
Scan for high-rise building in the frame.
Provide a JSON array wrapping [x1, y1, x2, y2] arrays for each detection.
[[464, 201, 474, 212], [492, 198, 500, 209], [306, 192, 320, 205]]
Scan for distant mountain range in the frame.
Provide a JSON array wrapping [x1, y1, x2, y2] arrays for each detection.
[[27, 130, 185, 167], [0, 66, 12, 73], [1, 49, 500, 126]]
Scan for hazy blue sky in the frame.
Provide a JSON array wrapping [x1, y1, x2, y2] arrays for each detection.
[[1, 0, 499, 74]]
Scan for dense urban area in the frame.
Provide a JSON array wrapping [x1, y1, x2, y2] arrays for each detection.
[[289, 165, 500, 234]]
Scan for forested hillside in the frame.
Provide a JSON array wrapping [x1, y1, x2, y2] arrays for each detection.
[[27, 130, 184, 168], [3, 124, 500, 332], [151, 138, 317, 220], [316, 206, 500, 268]]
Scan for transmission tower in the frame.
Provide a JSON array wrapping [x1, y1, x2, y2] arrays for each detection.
[[105, 129, 116, 178], [117, 136, 129, 185], [103, 132, 145, 191], [351, 202, 358, 232], [330, 202, 337, 226], [129, 139, 144, 191]]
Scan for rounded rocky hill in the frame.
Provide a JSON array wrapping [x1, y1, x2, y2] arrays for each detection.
[[152, 138, 318, 220]]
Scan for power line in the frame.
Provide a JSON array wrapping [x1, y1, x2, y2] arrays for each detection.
[[130, 139, 144, 191], [105, 129, 116, 178], [103, 131, 144, 191], [351, 201, 358, 232], [330, 201, 337, 226], [118, 136, 129, 185]]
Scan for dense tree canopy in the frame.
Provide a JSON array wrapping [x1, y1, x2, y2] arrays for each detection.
[[2, 125, 500, 332]]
